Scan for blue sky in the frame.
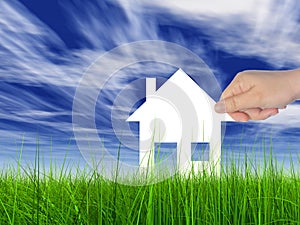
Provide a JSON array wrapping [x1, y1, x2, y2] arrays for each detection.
[[1, 0, 300, 175]]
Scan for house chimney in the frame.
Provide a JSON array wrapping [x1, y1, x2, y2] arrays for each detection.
[[146, 78, 156, 96]]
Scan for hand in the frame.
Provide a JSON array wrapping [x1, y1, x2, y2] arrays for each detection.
[[214, 69, 300, 122]]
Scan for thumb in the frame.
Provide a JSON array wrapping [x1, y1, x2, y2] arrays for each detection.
[[215, 93, 257, 113]]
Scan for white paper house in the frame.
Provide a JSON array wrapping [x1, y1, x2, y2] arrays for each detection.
[[127, 69, 232, 175]]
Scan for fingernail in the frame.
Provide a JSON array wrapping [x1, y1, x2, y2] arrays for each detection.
[[214, 101, 226, 113]]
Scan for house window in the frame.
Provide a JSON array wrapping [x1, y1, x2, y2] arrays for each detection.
[[154, 143, 177, 164], [191, 143, 210, 161]]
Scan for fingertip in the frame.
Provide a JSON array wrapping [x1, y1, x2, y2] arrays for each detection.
[[253, 108, 279, 120], [268, 108, 279, 116], [214, 101, 226, 113]]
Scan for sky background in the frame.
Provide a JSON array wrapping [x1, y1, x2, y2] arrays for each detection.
[[1, 0, 300, 175]]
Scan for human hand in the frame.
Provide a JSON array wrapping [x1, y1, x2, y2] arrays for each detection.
[[214, 69, 300, 122]]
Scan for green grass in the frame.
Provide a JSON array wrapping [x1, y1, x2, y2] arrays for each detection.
[[0, 135, 300, 224], [0, 154, 300, 225]]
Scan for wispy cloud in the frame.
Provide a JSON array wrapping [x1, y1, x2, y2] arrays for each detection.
[[0, 1, 93, 87], [260, 103, 300, 127], [139, 0, 300, 68], [1, 0, 300, 170]]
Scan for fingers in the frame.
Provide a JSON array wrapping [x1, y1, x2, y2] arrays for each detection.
[[215, 91, 258, 113], [228, 111, 250, 122], [228, 108, 279, 122], [214, 69, 295, 121], [221, 73, 252, 100], [214, 70, 291, 121], [244, 108, 278, 120]]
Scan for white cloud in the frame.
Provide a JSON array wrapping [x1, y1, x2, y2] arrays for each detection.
[[0, 1, 95, 87], [122, 0, 300, 68], [145, 0, 261, 15], [260, 103, 300, 127], [1, 0, 300, 145]]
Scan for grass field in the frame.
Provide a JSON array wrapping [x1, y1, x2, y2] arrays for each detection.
[[0, 149, 300, 225]]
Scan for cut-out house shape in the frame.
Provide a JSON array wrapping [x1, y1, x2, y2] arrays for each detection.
[[127, 69, 233, 175]]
